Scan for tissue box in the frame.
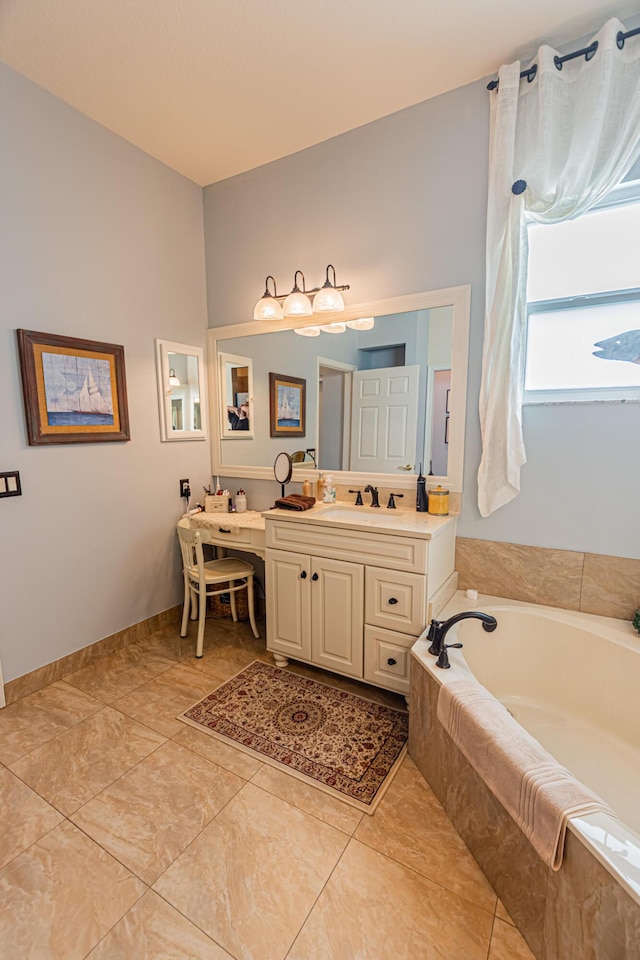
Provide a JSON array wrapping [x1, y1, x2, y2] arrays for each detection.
[[204, 495, 230, 513]]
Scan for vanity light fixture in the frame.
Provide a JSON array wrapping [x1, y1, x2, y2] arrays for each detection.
[[253, 265, 350, 320], [346, 317, 375, 331], [293, 326, 321, 337], [253, 276, 284, 321], [319, 322, 346, 334], [312, 265, 346, 313], [283, 271, 313, 317], [168, 368, 181, 386]]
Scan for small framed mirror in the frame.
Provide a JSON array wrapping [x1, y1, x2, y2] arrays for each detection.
[[219, 352, 254, 439], [155, 339, 207, 442]]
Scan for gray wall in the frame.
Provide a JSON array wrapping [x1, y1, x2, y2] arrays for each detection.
[[204, 77, 640, 559], [0, 64, 211, 683]]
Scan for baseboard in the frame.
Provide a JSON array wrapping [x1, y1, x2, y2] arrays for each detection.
[[3, 605, 181, 707]]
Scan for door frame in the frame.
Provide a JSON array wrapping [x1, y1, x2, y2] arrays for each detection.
[[424, 363, 451, 476]]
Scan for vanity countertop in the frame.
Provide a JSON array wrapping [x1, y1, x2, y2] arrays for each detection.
[[262, 503, 455, 540]]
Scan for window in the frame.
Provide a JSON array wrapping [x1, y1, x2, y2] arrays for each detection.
[[524, 180, 640, 403]]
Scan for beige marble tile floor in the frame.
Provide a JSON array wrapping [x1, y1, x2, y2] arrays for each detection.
[[0, 617, 535, 960]]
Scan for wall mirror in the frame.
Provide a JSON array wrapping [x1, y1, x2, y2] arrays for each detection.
[[219, 351, 254, 439], [208, 286, 470, 491], [155, 339, 207, 442]]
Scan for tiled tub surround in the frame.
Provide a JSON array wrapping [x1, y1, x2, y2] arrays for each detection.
[[409, 593, 640, 959], [456, 537, 640, 620]]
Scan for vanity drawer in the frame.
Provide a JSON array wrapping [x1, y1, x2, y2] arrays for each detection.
[[207, 524, 252, 545], [265, 520, 428, 573], [363, 625, 414, 695], [365, 567, 426, 636]]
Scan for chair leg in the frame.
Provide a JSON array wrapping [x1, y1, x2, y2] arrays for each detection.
[[190, 588, 198, 620], [196, 590, 206, 658], [229, 581, 238, 622], [247, 575, 259, 639], [180, 574, 190, 638]]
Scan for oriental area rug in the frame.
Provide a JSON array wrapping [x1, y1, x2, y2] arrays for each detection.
[[179, 660, 408, 813]]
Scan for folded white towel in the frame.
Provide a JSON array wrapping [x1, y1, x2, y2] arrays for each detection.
[[437, 680, 615, 870]]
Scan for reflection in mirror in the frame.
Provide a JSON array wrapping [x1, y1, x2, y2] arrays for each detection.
[[219, 352, 254, 439], [216, 307, 452, 475], [155, 339, 207, 442]]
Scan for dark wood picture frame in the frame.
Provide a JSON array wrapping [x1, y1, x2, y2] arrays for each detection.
[[17, 329, 130, 445], [269, 372, 306, 438]]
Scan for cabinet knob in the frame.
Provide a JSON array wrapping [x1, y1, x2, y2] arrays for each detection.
[[300, 570, 307, 579], [388, 597, 399, 605], [387, 657, 397, 666], [312, 572, 319, 581]]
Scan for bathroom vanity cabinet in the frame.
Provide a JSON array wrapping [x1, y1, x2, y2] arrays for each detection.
[[265, 510, 456, 697]]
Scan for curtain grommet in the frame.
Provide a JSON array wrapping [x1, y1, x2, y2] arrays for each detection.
[[511, 179, 527, 195]]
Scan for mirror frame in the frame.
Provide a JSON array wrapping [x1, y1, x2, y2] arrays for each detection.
[[207, 285, 470, 491], [155, 339, 208, 442]]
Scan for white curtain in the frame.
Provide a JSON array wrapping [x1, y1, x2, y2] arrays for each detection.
[[478, 17, 640, 518]]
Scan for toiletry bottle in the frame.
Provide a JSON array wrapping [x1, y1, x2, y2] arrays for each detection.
[[317, 473, 325, 500], [322, 475, 336, 503], [302, 478, 312, 497]]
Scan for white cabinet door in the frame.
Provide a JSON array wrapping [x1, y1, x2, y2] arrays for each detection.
[[266, 550, 311, 661], [310, 557, 364, 678]]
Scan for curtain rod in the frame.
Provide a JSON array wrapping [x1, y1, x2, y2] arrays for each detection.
[[487, 25, 640, 90]]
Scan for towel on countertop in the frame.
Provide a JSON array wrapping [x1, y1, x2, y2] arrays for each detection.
[[436, 680, 615, 870], [274, 494, 317, 511]]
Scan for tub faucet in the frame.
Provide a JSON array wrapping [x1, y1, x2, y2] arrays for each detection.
[[364, 485, 380, 507], [427, 611, 498, 669]]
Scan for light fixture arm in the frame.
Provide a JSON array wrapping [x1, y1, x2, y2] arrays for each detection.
[[263, 275, 278, 298], [265, 265, 350, 303]]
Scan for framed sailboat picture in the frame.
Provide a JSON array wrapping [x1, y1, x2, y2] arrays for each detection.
[[17, 329, 130, 445], [269, 372, 306, 437]]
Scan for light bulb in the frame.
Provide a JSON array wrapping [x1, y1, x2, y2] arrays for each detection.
[[346, 317, 375, 331], [293, 326, 321, 337], [319, 322, 346, 334]]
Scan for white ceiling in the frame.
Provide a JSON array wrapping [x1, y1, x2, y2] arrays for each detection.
[[0, 0, 636, 186]]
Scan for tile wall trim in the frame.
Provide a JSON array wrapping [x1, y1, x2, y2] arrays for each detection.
[[3, 606, 181, 707]]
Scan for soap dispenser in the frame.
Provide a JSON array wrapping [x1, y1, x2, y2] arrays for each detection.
[[322, 474, 336, 503]]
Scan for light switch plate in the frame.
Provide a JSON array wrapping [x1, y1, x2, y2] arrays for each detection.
[[0, 471, 22, 498]]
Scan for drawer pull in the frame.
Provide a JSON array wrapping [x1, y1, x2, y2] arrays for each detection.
[[387, 657, 397, 666], [218, 527, 231, 533], [388, 597, 399, 605], [300, 570, 307, 579], [312, 572, 319, 581]]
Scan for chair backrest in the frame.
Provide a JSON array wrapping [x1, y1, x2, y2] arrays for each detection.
[[177, 521, 212, 585]]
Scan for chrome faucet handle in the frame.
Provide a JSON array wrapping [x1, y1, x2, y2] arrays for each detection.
[[349, 489, 363, 506], [387, 493, 404, 509]]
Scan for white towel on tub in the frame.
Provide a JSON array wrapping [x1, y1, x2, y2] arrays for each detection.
[[436, 680, 615, 870]]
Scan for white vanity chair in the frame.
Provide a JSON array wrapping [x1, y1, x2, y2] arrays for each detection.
[[177, 518, 260, 657]]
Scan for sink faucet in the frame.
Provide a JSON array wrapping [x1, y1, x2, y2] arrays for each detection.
[[427, 611, 498, 669], [364, 484, 380, 507], [349, 489, 364, 505]]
